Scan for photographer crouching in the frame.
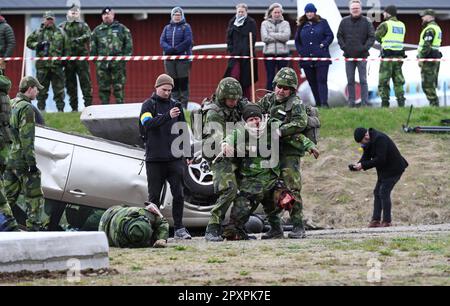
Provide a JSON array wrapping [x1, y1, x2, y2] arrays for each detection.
[[350, 127, 408, 228], [139, 74, 191, 239]]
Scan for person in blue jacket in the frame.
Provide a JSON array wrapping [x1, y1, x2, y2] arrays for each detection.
[[295, 3, 334, 108], [160, 7, 193, 108]]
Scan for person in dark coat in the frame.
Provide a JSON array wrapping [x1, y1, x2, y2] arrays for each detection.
[[351, 127, 408, 228], [224, 3, 258, 100], [160, 7, 193, 109], [295, 3, 334, 107]]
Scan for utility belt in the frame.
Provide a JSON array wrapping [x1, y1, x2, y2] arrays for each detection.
[[381, 49, 406, 58], [424, 49, 443, 59]]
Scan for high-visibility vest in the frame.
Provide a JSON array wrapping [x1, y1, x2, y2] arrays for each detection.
[[418, 22, 442, 53], [381, 20, 406, 51]]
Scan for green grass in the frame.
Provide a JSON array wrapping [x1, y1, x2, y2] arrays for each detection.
[[43, 107, 450, 139]]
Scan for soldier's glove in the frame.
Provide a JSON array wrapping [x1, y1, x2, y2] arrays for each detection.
[[28, 165, 39, 173], [153, 239, 167, 248], [36, 41, 50, 51]]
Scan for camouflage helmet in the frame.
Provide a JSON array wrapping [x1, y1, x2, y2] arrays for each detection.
[[215, 77, 243, 101], [124, 217, 153, 245], [273, 67, 298, 90], [0, 75, 12, 94]]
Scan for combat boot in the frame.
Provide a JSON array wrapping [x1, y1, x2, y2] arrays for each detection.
[[204, 224, 223, 242], [288, 224, 306, 239], [261, 224, 284, 239]]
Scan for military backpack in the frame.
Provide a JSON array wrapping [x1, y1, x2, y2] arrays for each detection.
[[190, 95, 224, 141], [284, 97, 320, 144]]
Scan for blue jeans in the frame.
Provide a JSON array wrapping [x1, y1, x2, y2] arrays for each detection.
[[302, 65, 329, 107]]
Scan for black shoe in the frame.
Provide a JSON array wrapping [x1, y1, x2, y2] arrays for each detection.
[[288, 225, 306, 239], [205, 224, 223, 242], [261, 225, 284, 239]]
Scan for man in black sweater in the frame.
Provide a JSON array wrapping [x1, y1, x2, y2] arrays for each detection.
[[139, 73, 191, 239], [351, 127, 408, 227]]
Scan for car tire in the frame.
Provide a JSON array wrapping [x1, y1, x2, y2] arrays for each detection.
[[183, 156, 215, 202]]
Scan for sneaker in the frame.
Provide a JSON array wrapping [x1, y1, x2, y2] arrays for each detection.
[[174, 227, 192, 240], [288, 225, 306, 239], [368, 220, 381, 228], [204, 224, 223, 242], [261, 225, 284, 239], [381, 221, 392, 227]]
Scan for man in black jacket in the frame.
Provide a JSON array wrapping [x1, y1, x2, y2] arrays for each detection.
[[139, 74, 191, 239], [351, 127, 408, 227], [337, 0, 375, 107]]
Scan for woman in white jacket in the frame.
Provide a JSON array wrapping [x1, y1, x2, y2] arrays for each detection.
[[261, 3, 291, 90]]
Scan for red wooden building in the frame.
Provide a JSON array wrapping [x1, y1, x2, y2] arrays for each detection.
[[2, 0, 450, 106]]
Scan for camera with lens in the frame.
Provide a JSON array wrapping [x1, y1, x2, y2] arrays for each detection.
[[348, 164, 358, 171]]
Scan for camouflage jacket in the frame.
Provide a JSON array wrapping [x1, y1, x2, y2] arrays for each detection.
[[91, 21, 133, 56], [203, 97, 248, 154], [59, 20, 91, 56], [7, 93, 37, 170], [99, 206, 169, 248], [259, 92, 309, 156], [26, 24, 65, 68]]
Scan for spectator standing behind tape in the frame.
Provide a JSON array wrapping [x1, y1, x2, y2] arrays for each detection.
[[261, 3, 291, 91], [337, 0, 375, 107], [160, 7, 193, 109], [224, 3, 258, 100], [294, 3, 334, 108], [0, 11, 16, 74]]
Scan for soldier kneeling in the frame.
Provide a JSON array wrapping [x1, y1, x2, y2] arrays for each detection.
[[98, 202, 169, 248]]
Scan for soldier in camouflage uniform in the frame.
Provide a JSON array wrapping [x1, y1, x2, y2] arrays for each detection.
[[418, 9, 443, 107], [98, 204, 169, 248], [91, 7, 133, 104], [59, 4, 92, 111], [3, 76, 48, 231], [0, 74, 19, 231], [222, 104, 318, 240], [203, 77, 249, 242], [26, 11, 66, 112], [259, 67, 310, 239], [375, 5, 406, 107]]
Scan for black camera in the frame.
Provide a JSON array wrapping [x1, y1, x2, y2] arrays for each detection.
[[348, 164, 357, 171]]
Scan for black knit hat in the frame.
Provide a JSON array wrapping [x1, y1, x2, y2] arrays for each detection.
[[354, 127, 367, 143], [384, 5, 397, 17], [242, 104, 263, 121]]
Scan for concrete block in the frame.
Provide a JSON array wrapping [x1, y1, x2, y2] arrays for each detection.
[[0, 232, 109, 273]]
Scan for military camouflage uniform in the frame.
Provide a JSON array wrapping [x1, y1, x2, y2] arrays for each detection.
[[26, 14, 66, 111], [259, 68, 309, 235], [203, 77, 248, 238], [0, 75, 18, 230], [99, 205, 169, 248], [91, 20, 133, 104], [3, 88, 48, 231], [375, 17, 406, 107], [59, 19, 92, 111], [418, 20, 442, 107]]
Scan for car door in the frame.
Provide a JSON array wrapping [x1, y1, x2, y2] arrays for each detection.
[[62, 144, 148, 210]]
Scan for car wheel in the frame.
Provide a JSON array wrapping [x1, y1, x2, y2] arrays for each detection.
[[183, 155, 215, 203]]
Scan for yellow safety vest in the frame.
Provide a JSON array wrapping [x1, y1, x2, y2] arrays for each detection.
[[418, 22, 442, 53], [381, 20, 406, 51]]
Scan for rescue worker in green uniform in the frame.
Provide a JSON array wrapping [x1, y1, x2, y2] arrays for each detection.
[[26, 11, 66, 112], [99, 203, 169, 248], [259, 67, 312, 239], [3, 76, 48, 231], [418, 9, 443, 107], [59, 4, 93, 111], [91, 7, 133, 104], [203, 77, 249, 242], [375, 5, 406, 107]]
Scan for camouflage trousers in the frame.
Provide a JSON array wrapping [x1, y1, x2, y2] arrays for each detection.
[[36, 66, 66, 111], [420, 61, 440, 107], [95, 61, 127, 104], [3, 168, 48, 231], [208, 159, 238, 226], [280, 155, 304, 227], [230, 186, 281, 231], [378, 61, 405, 107], [65, 61, 93, 111]]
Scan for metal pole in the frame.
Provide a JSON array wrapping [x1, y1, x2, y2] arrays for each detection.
[[249, 32, 255, 103], [21, 24, 28, 79], [444, 81, 447, 107]]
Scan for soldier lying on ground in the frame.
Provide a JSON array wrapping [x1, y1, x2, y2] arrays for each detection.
[[221, 104, 319, 240], [99, 202, 169, 248]]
